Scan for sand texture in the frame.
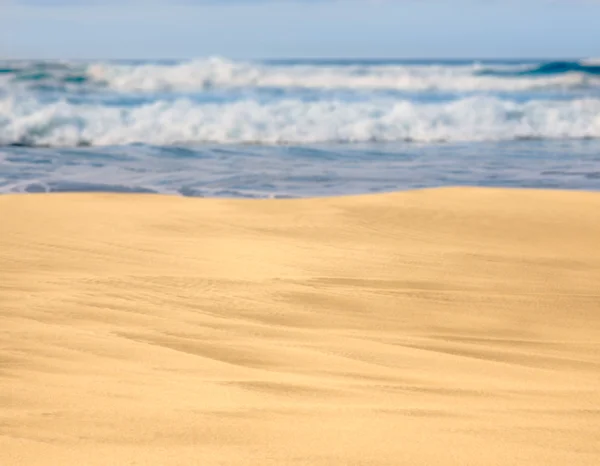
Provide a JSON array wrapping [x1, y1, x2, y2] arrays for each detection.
[[1, 187, 600, 465]]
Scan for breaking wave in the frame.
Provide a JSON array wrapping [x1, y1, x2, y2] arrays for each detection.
[[2, 95, 600, 147], [2, 58, 600, 92], [86, 58, 600, 92]]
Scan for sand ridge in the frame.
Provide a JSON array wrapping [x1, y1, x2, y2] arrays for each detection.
[[1, 187, 600, 465]]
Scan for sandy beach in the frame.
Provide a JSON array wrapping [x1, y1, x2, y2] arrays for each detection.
[[1, 187, 599, 465]]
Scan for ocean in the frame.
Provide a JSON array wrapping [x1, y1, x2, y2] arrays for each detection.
[[1, 57, 600, 197]]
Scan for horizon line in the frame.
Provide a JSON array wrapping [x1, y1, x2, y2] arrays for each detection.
[[0, 56, 593, 62]]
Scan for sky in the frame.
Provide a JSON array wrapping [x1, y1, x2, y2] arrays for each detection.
[[1, 0, 600, 60]]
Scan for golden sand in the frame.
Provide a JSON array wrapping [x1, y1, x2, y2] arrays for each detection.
[[1, 187, 599, 465]]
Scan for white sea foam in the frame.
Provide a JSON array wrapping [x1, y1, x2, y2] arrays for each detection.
[[85, 57, 597, 92], [582, 58, 600, 66], [2, 95, 600, 146]]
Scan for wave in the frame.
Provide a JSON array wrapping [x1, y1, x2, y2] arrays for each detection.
[[478, 60, 600, 77], [0, 62, 90, 90], [86, 58, 599, 92], [2, 95, 600, 147], [2, 58, 598, 92]]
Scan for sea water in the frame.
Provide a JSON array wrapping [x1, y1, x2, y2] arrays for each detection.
[[1, 57, 599, 197]]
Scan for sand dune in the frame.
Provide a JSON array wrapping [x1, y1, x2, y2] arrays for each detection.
[[1, 187, 600, 465]]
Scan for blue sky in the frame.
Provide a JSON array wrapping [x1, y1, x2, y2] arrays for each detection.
[[1, 0, 600, 59]]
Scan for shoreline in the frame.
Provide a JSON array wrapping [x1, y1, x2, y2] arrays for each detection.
[[2, 184, 599, 199]]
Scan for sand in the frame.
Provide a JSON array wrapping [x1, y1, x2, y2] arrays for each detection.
[[1, 187, 600, 465]]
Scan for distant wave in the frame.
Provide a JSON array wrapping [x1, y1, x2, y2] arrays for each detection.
[[478, 60, 600, 77], [2, 95, 600, 147], [2, 58, 598, 92], [0, 62, 90, 87], [86, 58, 598, 92]]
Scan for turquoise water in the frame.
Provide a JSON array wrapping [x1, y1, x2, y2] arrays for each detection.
[[1, 58, 600, 197]]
